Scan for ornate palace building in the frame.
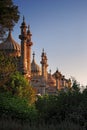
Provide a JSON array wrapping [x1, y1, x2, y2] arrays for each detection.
[[0, 17, 71, 95]]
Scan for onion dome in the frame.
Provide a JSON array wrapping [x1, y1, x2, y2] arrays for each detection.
[[31, 52, 41, 76], [53, 69, 62, 79], [47, 70, 56, 87], [0, 30, 21, 57]]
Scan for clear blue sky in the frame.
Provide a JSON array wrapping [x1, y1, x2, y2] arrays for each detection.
[[13, 0, 87, 86]]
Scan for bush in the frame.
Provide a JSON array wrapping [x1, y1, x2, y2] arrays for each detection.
[[4, 72, 36, 104], [35, 89, 87, 127], [0, 92, 38, 123]]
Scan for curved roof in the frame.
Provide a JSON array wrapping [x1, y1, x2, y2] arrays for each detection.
[[0, 30, 20, 51], [47, 73, 56, 86]]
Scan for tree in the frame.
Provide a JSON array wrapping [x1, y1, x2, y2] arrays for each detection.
[[0, 0, 20, 41], [72, 79, 80, 92], [0, 52, 17, 88], [7, 72, 36, 104], [0, 52, 36, 104]]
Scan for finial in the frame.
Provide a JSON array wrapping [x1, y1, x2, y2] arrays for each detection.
[[27, 25, 30, 34], [33, 52, 35, 59], [41, 48, 45, 57], [56, 67, 59, 73], [49, 69, 51, 74]]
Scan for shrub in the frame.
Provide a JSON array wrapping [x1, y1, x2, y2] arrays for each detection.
[[0, 92, 38, 123], [4, 72, 36, 104]]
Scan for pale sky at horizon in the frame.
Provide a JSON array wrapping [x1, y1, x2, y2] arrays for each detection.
[[13, 0, 87, 86]]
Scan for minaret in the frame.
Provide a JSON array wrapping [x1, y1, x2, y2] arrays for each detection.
[[55, 69, 61, 90], [44, 52, 48, 80], [26, 25, 33, 77], [55, 69, 59, 90], [40, 49, 48, 80], [19, 16, 27, 75]]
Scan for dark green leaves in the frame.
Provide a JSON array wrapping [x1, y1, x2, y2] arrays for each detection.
[[0, 0, 20, 41]]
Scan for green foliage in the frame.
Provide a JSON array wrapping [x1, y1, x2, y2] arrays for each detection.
[[0, 0, 20, 41], [72, 79, 80, 92], [4, 71, 36, 104], [36, 87, 87, 128], [0, 73, 87, 130], [0, 92, 37, 122], [0, 52, 17, 87], [0, 52, 36, 104], [6, 71, 29, 93]]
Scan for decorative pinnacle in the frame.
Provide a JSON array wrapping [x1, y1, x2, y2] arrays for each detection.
[[27, 25, 30, 34], [33, 52, 35, 59], [49, 69, 51, 74], [21, 15, 27, 27], [56, 67, 59, 73]]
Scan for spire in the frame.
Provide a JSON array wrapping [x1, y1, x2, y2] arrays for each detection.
[[43, 48, 44, 53], [27, 25, 31, 34], [31, 52, 41, 76], [40, 49, 48, 79], [56, 68, 59, 73], [32, 52, 37, 64], [41, 48, 45, 57], [21, 16, 27, 28], [32, 52, 35, 62], [27, 25, 32, 44], [41, 49, 47, 59], [22, 16, 26, 25], [19, 16, 27, 75], [19, 16, 27, 40], [49, 69, 51, 74]]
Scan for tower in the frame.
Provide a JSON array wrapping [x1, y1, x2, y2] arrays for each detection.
[[26, 25, 33, 77], [31, 52, 41, 77], [55, 69, 62, 90], [40, 49, 48, 80], [19, 16, 27, 75]]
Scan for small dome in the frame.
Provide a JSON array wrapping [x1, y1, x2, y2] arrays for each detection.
[[0, 30, 21, 56], [31, 62, 40, 72], [31, 52, 41, 75]]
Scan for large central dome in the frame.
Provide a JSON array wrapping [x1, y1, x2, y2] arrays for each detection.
[[0, 30, 21, 57]]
